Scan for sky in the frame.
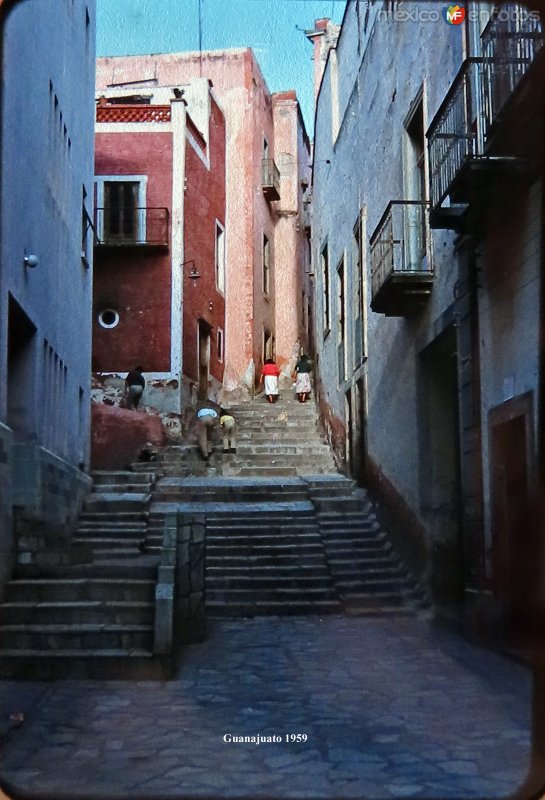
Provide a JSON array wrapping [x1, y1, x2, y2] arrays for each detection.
[[96, 0, 347, 134]]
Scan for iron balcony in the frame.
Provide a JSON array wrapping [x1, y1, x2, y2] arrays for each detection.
[[428, 8, 544, 229], [370, 201, 433, 317], [94, 207, 170, 249], [261, 158, 280, 201]]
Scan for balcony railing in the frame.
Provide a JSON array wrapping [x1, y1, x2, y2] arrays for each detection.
[[370, 201, 433, 316], [428, 11, 544, 221], [428, 58, 482, 212], [262, 158, 280, 201], [481, 6, 544, 138], [94, 207, 170, 248]]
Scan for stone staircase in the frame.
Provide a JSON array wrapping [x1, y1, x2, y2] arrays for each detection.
[[133, 396, 337, 478], [0, 471, 163, 679], [0, 397, 428, 678], [149, 472, 428, 619], [308, 477, 428, 616]]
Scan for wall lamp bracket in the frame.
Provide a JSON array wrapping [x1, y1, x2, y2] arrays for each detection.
[[24, 253, 39, 269], [182, 260, 201, 284]]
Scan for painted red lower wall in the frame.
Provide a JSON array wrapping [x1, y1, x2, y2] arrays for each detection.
[[91, 403, 165, 470]]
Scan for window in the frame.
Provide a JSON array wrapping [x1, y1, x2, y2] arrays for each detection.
[[403, 93, 428, 269], [337, 256, 347, 384], [98, 308, 120, 329], [352, 214, 365, 368], [215, 221, 225, 293], [330, 51, 340, 142], [217, 328, 224, 363], [95, 176, 147, 244], [321, 243, 330, 335], [263, 329, 275, 362], [404, 94, 426, 204], [263, 234, 270, 295], [81, 185, 91, 268]]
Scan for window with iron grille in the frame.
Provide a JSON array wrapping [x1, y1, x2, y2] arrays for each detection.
[[263, 234, 270, 295]]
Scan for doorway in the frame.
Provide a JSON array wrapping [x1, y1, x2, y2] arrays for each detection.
[[197, 320, 211, 401], [345, 387, 353, 474], [419, 326, 464, 609], [353, 377, 366, 480], [490, 394, 535, 646], [7, 295, 37, 441]]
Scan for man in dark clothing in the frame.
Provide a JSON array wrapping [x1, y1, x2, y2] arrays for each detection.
[[125, 366, 145, 410]]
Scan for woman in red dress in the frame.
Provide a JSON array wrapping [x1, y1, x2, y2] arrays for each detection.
[[259, 358, 280, 403]]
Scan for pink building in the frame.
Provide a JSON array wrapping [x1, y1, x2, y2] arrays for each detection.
[[92, 79, 226, 439], [96, 49, 312, 401]]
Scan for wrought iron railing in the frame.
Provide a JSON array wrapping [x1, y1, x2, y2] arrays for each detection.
[[94, 207, 170, 247], [262, 159, 280, 195], [427, 58, 482, 211], [481, 5, 544, 137], [370, 201, 432, 300], [429, 10, 544, 211]]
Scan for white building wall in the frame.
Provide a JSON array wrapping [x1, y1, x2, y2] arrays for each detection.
[[479, 180, 542, 567], [312, 1, 463, 506]]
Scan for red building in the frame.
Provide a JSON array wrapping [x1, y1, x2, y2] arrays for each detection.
[[93, 80, 226, 422], [96, 52, 312, 402]]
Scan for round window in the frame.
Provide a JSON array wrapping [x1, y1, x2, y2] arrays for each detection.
[[98, 308, 120, 329]]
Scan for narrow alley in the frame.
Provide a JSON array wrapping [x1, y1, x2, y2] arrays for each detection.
[[0, 0, 544, 798]]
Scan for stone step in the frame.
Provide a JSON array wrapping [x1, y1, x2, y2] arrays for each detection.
[[220, 453, 334, 463], [153, 488, 309, 503], [0, 623, 153, 650], [335, 577, 411, 593], [206, 542, 326, 557], [206, 599, 341, 617], [77, 527, 148, 538], [207, 575, 334, 590], [0, 601, 154, 626], [92, 484, 153, 494], [91, 471, 155, 484], [206, 554, 328, 568], [84, 494, 150, 512], [206, 523, 318, 535], [5, 578, 155, 602], [0, 649, 166, 680], [207, 533, 322, 547], [206, 586, 335, 602], [322, 544, 392, 559], [229, 445, 332, 454], [206, 564, 331, 578], [329, 565, 404, 579], [230, 467, 299, 477], [72, 537, 143, 550], [78, 511, 148, 523]]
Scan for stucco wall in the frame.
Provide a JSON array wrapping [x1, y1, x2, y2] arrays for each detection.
[[94, 131, 174, 372], [312, 2, 463, 508], [183, 93, 226, 389], [1, 0, 95, 461], [0, 0, 95, 595], [479, 179, 542, 565]]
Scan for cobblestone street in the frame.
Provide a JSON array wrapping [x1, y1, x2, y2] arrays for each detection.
[[0, 615, 531, 799]]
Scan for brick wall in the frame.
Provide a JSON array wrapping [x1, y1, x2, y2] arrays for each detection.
[[93, 131, 174, 372], [183, 94, 226, 390]]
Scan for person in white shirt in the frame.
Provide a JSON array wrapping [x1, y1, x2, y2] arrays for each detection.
[[196, 406, 219, 460]]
